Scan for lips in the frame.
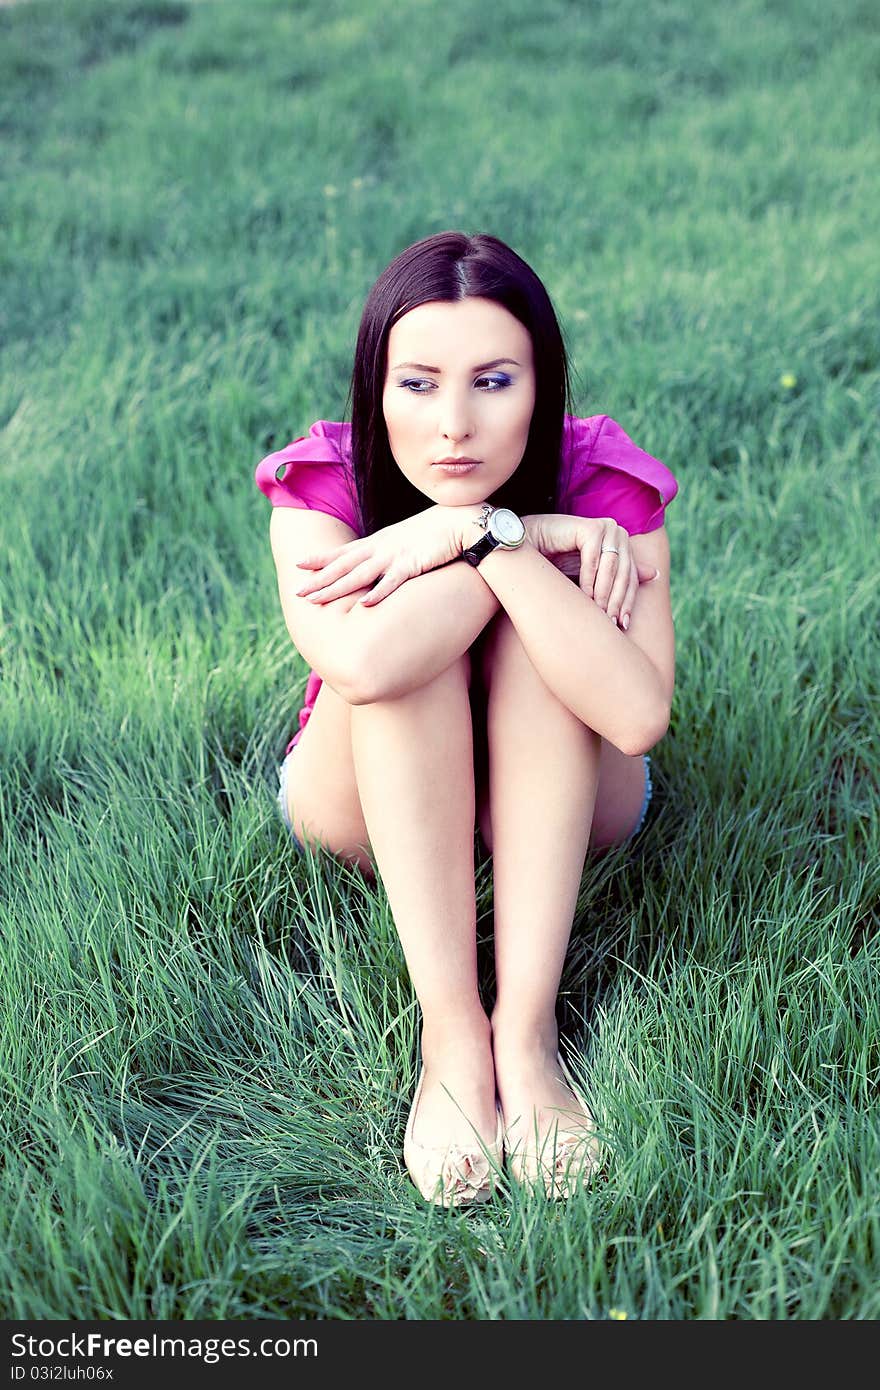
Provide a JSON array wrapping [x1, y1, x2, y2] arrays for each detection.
[[432, 457, 481, 472]]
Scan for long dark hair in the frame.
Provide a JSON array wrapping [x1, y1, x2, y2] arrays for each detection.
[[348, 231, 571, 536]]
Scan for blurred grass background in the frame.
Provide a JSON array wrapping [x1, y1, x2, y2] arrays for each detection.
[[1, 0, 878, 1319]]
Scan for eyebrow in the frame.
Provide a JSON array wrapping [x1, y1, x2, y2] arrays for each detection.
[[390, 358, 522, 373]]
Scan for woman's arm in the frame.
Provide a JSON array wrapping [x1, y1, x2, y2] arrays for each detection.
[[271, 507, 500, 704], [339, 561, 501, 702], [474, 525, 674, 756], [284, 504, 672, 728]]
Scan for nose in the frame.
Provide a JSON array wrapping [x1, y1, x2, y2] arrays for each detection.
[[439, 389, 474, 443]]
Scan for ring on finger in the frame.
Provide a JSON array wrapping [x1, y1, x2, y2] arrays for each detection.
[[601, 545, 620, 555]]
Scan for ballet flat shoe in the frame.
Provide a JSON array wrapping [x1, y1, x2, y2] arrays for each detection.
[[403, 1069, 504, 1208], [505, 1051, 602, 1200]]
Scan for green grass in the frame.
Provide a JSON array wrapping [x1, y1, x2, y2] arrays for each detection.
[[1, 0, 878, 1319]]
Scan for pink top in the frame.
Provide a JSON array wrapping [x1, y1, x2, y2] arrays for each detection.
[[255, 415, 678, 752]]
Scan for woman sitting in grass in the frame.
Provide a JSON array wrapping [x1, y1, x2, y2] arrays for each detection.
[[255, 231, 677, 1206]]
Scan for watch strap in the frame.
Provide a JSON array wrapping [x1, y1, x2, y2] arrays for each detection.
[[461, 532, 499, 567]]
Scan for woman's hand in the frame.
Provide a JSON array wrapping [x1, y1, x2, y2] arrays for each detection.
[[523, 513, 658, 630], [294, 505, 469, 606]]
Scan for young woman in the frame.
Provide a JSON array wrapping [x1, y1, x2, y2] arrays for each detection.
[[255, 231, 677, 1206]]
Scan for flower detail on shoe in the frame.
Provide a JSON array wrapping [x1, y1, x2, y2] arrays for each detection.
[[543, 1128, 602, 1200], [504, 1052, 603, 1200], [409, 1143, 495, 1207], [403, 1070, 503, 1208], [505, 1122, 601, 1199]]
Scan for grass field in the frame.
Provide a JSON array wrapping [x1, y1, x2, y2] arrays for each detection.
[[1, 0, 878, 1320]]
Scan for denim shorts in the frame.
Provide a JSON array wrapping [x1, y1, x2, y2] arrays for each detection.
[[631, 753, 654, 840], [277, 747, 306, 855], [276, 749, 653, 854]]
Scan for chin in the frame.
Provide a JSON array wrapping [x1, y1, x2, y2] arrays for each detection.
[[427, 472, 491, 491]]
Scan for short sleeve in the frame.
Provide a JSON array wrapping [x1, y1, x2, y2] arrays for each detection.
[[254, 420, 361, 533], [558, 415, 678, 535]]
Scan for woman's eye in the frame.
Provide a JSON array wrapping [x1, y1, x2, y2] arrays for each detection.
[[398, 374, 512, 394]]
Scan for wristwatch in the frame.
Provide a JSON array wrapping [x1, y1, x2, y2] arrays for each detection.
[[460, 504, 527, 567]]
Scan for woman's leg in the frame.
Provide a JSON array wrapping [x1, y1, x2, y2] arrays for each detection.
[[348, 653, 497, 1149], [281, 681, 375, 878], [286, 658, 496, 1151], [476, 612, 646, 1174]]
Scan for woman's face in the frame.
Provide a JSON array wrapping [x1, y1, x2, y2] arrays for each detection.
[[382, 297, 536, 506]]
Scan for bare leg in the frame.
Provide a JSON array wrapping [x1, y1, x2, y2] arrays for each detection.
[[478, 614, 611, 1180], [349, 654, 497, 1148]]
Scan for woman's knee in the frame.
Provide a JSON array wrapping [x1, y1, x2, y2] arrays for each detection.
[[287, 652, 472, 864]]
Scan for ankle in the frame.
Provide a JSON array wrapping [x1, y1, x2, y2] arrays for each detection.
[[490, 1006, 559, 1060], [420, 1003, 492, 1056]]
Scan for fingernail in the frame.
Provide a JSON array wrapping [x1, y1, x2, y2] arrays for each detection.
[[622, 614, 630, 631]]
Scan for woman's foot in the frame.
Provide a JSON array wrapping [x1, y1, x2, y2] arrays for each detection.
[[492, 1016, 601, 1199], [404, 1014, 501, 1206]]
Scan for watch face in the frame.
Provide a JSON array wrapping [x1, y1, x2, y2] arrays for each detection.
[[492, 508, 525, 545]]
